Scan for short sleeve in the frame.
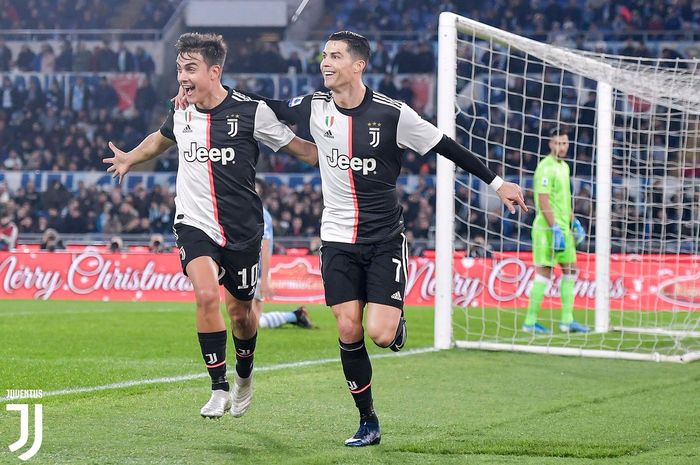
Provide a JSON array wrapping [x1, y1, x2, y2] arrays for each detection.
[[253, 101, 296, 152], [537, 165, 553, 194], [262, 208, 274, 241], [159, 106, 176, 142], [396, 103, 443, 155]]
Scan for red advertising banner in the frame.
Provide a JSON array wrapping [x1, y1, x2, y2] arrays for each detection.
[[1, 250, 699, 310], [110, 75, 140, 111]]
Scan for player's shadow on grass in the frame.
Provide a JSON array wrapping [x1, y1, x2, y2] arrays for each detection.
[[208, 430, 292, 457], [390, 438, 649, 459]]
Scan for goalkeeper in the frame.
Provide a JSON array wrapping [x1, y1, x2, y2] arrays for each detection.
[[525, 127, 589, 334]]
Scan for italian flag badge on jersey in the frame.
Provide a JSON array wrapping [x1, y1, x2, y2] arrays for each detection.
[[325, 116, 334, 128], [185, 112, 193, 123]]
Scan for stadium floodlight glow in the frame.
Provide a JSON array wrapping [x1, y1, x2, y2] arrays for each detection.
[[436, 12, 700, 362]]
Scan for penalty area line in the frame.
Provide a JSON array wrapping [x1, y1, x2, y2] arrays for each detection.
[[0, 347, 439, 403]]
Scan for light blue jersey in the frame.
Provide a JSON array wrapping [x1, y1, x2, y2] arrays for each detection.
[[262, 207, 273, 253], [258, 207, 273, 280]]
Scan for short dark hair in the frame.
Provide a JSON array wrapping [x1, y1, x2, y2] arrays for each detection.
[[328, 30, 370, 62], [176, 32, 227, 67], [548, 125, 570, 139]]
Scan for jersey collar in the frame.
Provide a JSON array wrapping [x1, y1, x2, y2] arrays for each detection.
[[332, 87, 373, 117], [194, 86, 233, 114]]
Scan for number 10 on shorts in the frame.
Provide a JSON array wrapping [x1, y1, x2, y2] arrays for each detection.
[[237, 264, 259, 289]]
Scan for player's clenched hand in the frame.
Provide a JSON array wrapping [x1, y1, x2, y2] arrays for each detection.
[[172, 85, 188, 110], [103, 141, 132, 184], [496, 181, 528, 214]]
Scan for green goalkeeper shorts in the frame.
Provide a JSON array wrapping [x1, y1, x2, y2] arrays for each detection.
[[531, 224, 577, 267]]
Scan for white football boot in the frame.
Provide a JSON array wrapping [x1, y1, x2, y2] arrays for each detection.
[[231, 372, 254, 417], [200, 389, 232, 418]]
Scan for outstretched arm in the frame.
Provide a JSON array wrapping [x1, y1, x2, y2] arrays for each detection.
[[431, 135, 527, 214], [103, 131, 175, 183], [282, 136, 318, 166], [174, 86, 308, 126]]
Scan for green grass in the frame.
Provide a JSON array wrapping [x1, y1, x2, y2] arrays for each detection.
[[0, 300, 699, 464]]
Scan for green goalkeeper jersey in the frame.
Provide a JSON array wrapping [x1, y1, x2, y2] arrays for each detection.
[[533, 154, 571, 228]]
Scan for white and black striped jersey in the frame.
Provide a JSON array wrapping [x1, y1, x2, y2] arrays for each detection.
[[160, 87, 295, 250], [259, 87, 442, 244]]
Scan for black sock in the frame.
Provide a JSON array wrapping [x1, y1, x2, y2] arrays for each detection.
[[197, 330, 229, 391], [339, 338, 378, 423], [233, 332, 257, 378]]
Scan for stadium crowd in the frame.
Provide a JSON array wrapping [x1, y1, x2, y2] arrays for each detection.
[[0, 39, 156, 74], [327, 0, 700, 38], [0, 0, 179, 30], [0, 75, 157, 171], [0, 0, 698, 253]]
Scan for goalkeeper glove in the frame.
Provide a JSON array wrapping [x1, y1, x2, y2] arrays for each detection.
[[551, 224, 566, 251], [572, 217, 585, 245]]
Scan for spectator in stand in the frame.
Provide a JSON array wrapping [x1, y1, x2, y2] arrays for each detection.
[[0, 38, 11, 71], [391, 43, 416, 74], [396, 78, 414, 107], [93, 77, 119, 113], [73, 42, 92, 72], [109, 235, 124, 253], [369, 41, 390, 73], [286, 51, 304, 74], [378, 74, 399, 99], [69, 77, 91, 112], [149, 233, 170, 253], [414, 42, 435, 73], [16, 44, 35, 72], [40, 228, 65, 252], [1, 76, 20, 113], [0, 212, 18, 251], [38, 44, 56, 72], [134, 46, 156, 75], [116, 41, 135, 72], [135, 75, 158, 127], [95, 40, 117, 72], [55, 40, 73, 71]]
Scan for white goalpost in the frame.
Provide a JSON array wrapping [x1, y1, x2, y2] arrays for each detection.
[[435, 12, 700, 362]]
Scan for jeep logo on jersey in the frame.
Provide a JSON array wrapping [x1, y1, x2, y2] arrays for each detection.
[[183, 142, 236, 165], [327, 148, 376, 175], [368, 122, 381, 148], [227, 115, 239, 137]]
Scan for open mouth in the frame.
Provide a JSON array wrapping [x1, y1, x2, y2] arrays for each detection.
[[323, 71, 335, 78], [182, 84, 195, 96]]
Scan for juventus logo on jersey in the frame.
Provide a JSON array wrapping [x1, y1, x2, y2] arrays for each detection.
[[368, 122, 381, 148], [227, 115, 239, 137]]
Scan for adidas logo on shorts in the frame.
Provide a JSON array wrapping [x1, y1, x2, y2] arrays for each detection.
[[391, 291, 402, 301]]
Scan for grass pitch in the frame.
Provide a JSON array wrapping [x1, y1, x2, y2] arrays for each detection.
[[0, 300, 698, 464]]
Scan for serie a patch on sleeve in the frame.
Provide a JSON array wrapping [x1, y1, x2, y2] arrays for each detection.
[[288, 96, 304, 107]]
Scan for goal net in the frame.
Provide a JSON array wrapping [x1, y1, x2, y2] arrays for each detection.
[[435, 12, 700, 362]]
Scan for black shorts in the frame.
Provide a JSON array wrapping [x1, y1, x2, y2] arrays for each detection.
[[320, 233, 408, 309], [174, 224, 260, 301]]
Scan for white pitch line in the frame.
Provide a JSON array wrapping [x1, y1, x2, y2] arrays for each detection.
[[0, 347, 439, 403], [0, 308, 191, 317]]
